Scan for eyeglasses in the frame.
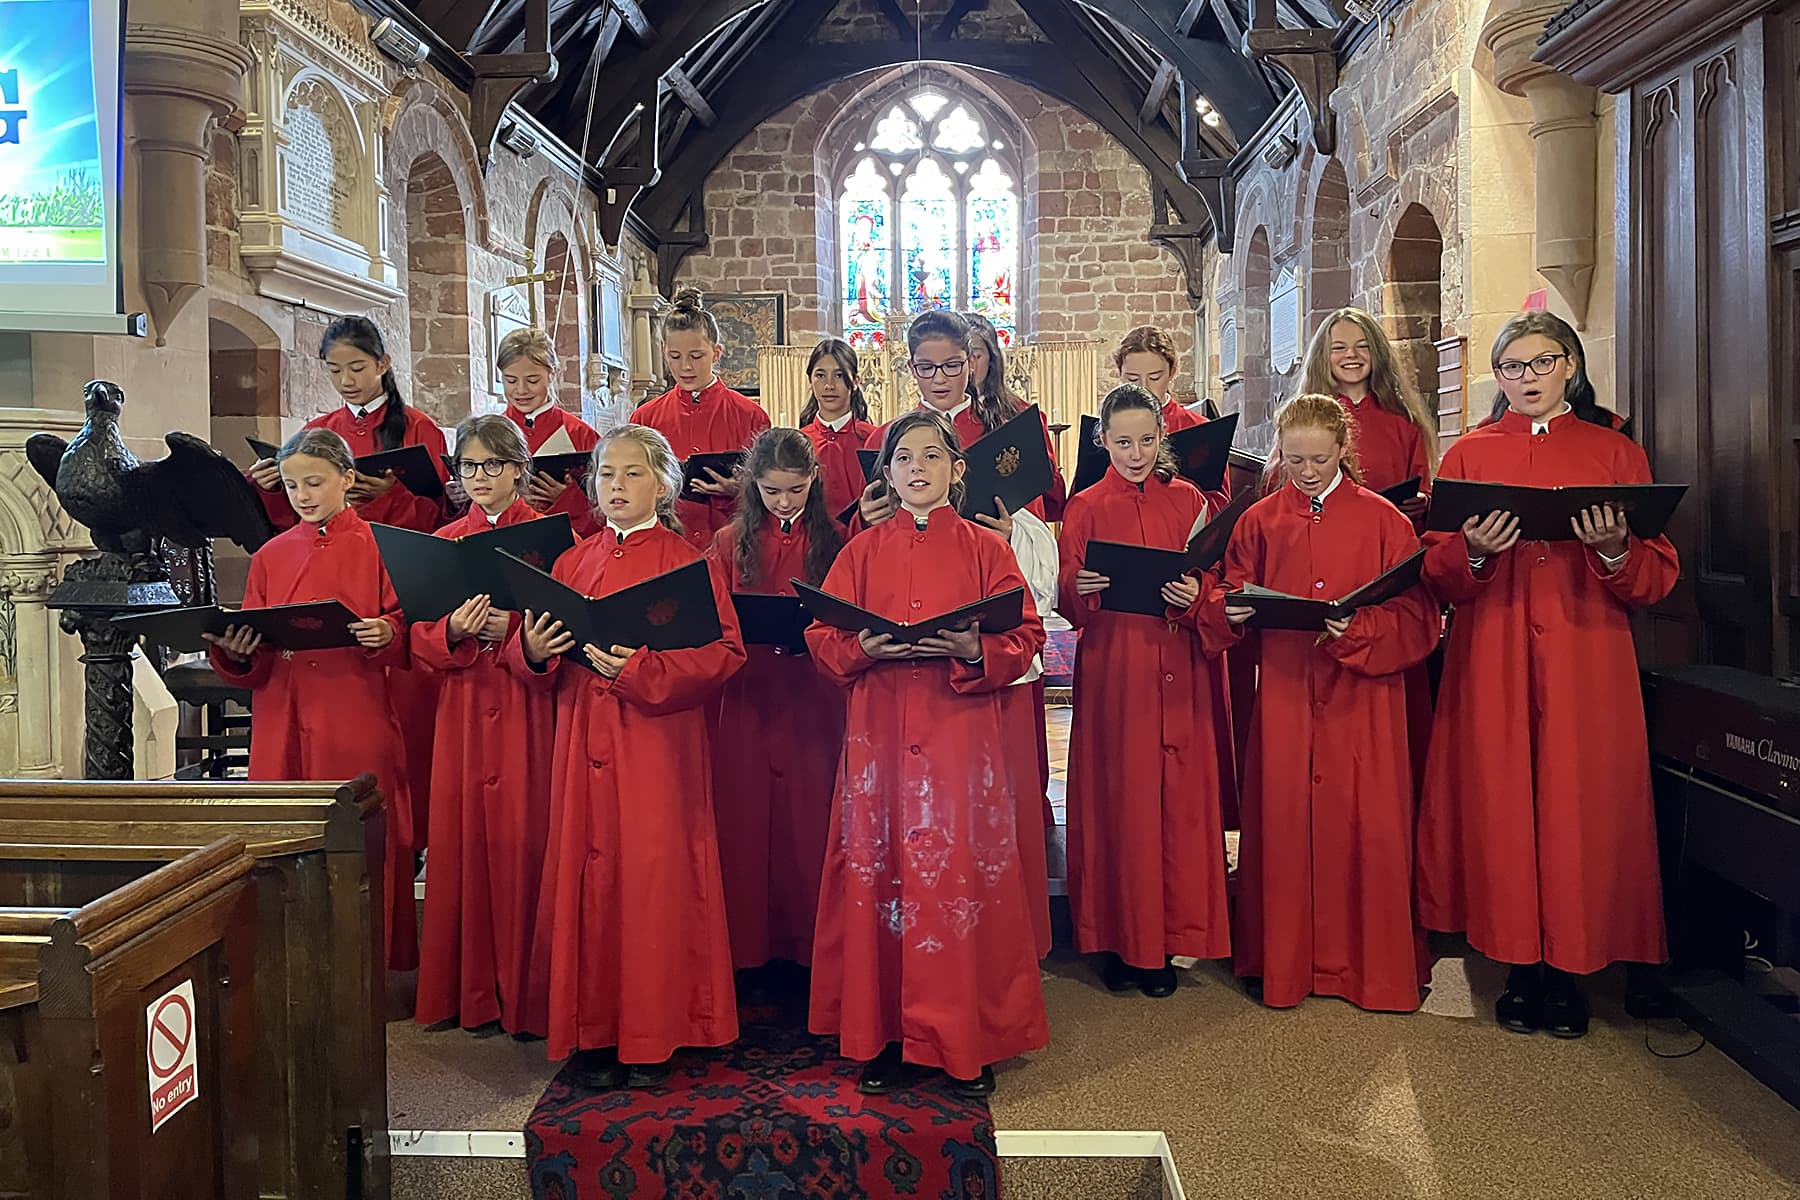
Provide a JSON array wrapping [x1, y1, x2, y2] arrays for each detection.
[[910, 359, 967, 379], [456, 459, 514, 479], [1495, 353, 1570, 381]]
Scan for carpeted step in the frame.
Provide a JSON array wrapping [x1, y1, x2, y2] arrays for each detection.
[[395, 1155, 529, 1200], [1001, 1155, 1166, 1199]]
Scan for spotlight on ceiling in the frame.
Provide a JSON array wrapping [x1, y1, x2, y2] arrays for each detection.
[[370, 17, 429, 68]]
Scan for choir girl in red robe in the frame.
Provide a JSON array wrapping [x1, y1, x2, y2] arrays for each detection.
[[853, 311, 1061, 529], [207, 429, 417, 970], [808, 408, 1048, 1100], [632, 289, 771, 552], [1416, 311, 1679, 1038], [413, 415, 556, 1037], [1205, 394, 1437, 1012], [1297, 307, 1436, 522], [707, 429, 847, 975], [798, 339, 877, 520], [1057, 385, 1230, 996], [496, 328, 602, 538], [247, 316, 451, 852], [512, 424, 745, 1087]]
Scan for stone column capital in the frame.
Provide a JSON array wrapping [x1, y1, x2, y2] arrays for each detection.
[[0, 554, 60, 602], [1480, 2, 1589, 99], [124, 25, 254, 113]]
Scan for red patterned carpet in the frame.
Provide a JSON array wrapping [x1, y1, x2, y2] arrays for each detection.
[[525, 986, 998, 1200]]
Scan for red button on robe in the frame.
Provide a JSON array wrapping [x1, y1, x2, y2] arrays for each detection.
[[255, 403, 453, 853], [706, 515, 847, 968], [1057, 468, 1231, 969], [412, 498, 556, 1035], [864, 403, 1066, 523], [508, 404, 602, 539], [802, 416, 878, 520], [1202, 481, 1438, 1011], [208, 508, 418, 970], [632, 378, 771, 552], [507, 523, 746, 1062], [1416, 409, 1679, 974], [805, 506, 1049, 1078]]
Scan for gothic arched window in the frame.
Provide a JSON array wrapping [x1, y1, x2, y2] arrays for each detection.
[[838, 89, 1019, 350]]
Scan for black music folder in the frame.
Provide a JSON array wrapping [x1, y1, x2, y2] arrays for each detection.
[[732, 593, 811, 653], [1226, 550, 1426, 632], [113, 600, 366, 654], [371, 515, 575, 622], [959, 406, 1055, 519], [1378, 475, 1423, 506], [1083, 542, 1190, 617], [1425, 479, 1687, 541], [1070, 412, 1239, 496], [680, 451, 746, 501], [1186, 486, 1257, 572], [355, 445, 445, 501], [532, 450, 593, 482], [793, 581, 1026, 641], [494, 551, 722, 672], [245, 436, 281, 462], [858, 448, 881, 481]]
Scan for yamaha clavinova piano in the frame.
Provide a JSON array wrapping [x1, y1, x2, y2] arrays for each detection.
[[1644, 665, 1800, 1107]]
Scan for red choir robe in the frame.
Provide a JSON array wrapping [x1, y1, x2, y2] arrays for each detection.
[[1416, 408, 1679, 974], [255, 402, 452, 852], [632, 378, 771, 552], [208, 508, 417, 970], [864, 402, 1066, 523], [1201, 479, 1438, 1010], [802, 415, 879, 520], [1057, 468, 1231, 969], [1336, 394, 1440, 795], [507, 522, 746, 1062], [507, 403, 602, 539], [806, 506, 1049, 1078], [706, 516, 847, 968], [412, 498, 557, 1035]]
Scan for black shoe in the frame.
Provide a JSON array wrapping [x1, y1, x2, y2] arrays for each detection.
[[566, 1047, 626, 1089], [1140, 961, 1178, 998], [1542, 969, 1590, 1039], [1496, 964, 1543, 1034], [857, 1043, 911, 1095], [944, 1065, 996, 1101], [467, 1019, 504, 1039], [1099, 953, 1136, 993], [625, 1057, 674, 1088], [1243, 976, 1264, 1003]]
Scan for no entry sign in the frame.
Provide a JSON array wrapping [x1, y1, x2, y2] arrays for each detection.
[[146, 980, 199, 1132]]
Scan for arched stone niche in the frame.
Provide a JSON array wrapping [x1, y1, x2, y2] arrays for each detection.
[[0, 408, 92, 779], [237, 0, 404, 314]]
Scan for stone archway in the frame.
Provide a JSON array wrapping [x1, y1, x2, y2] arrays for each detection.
[[1304, 159, 1353, 331], [1237, 227, 1275, 452], [1383, 202, 1446, 430], [404, 153, 475, 422], [206, 302, 284, 602]]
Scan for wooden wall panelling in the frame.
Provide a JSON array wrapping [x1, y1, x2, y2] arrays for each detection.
[[1433, 335, 1466, 438]]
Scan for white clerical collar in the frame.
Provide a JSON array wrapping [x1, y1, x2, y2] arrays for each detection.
[[1527, 402, 1573, 434], [820, 411, 853, 432], [346, 396, 387, 420], [901, 499, 952, 527], [609, 514, 659, 540], [1294, 470, 1345, 507], [516, 400, 557, 426], [482, 508, 503, 526]]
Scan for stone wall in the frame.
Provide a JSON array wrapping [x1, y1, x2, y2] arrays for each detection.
[[672, 70, 1200, 399]]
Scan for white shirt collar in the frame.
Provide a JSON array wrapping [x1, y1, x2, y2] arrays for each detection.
[[483, 508, 503, 526], [684, 377, 720, 402], [901, 498, 953, 525], [346, 396, 387, 420], [820, 411, 853, 432], [517, 400, 557, 424], [609, 514, 660, 540], [1294, 470, 1346, 506], [1530, 402, 1573, 434], [945, 398, 972, 421]]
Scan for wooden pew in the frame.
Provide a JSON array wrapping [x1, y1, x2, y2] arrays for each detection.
[[0, 777, 389, 1200], [0, 838, 259, 1200]]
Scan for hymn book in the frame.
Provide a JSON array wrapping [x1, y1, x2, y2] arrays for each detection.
[[493, 551, 723, 672], [1225, 550, 1426, 631], [370, 515, 575, 622], [958, 406, 1056, 519], [112, 600, 365, 654], [1425, 479, 1687, 541], [793, 581, 1026, 641]]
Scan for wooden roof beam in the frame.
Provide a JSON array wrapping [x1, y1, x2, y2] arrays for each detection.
[[613, 0, 655, 41], [1138, 60, 1177, 126], [663, 66, 717, 128], [936, 0, 987, 37]]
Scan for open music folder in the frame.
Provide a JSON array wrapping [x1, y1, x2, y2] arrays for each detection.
[[1425, 479, 1687, 541], [1225, 550, 1426, 632], [370, 514, 575, 622], [111, 600, 366, 654], [493, 551, 723, 672], [792, 581, 1026, 641]]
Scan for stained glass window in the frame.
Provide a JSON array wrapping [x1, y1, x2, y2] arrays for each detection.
[[966, 159, 1018, 345], [836, 87, 1020, 339], [839, 158, 891, 350]]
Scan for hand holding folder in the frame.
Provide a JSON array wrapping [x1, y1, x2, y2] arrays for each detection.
[[793, 580, 1025, 644], [732, 593, 812, 654], [959, 406, 1055, 519], [371, 515, 575, 622], [1425, 479, 1686, 541], [494, 551, 723, 673], [1071, 412, 1239, 496], [681, 452, 746, 502], [111, 600, 368, 654], [1225, 550, 1426, 632]]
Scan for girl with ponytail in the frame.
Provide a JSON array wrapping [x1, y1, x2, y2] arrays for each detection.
[[633, 287, 772, 552], [1204, 393, 1437, 1014]]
